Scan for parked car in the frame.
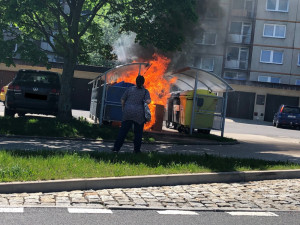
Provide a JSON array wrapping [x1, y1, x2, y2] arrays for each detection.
[[4, 69, 61, 117], [273, 104, 300, 129], [0, 84, 9, 103]]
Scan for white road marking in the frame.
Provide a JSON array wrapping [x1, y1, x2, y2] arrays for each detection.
[[0, 208, 24, 213], [227, 212, 279, 217], [68, 208, 113, 214], [157, 210, 198, 215]]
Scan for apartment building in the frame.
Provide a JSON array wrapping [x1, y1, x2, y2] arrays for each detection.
[[192, 0, 300, 122], [186, 1, 229, 77]]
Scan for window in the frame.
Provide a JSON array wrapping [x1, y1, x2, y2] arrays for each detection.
[[230, 22, 252, 35], [225, 47, 249, 69], [256, 95, 265, 105], [260, 50, 283, 64], [229, 22, 252, 44], [296, 79, 300, 85], [232, 0, 254, 11], [266, 0, 289, 12], [224, 71, 247, 80], [227, 47, 249, 61], [263, 24, 286, 38], [231, 0, 254, 17], [258, 76, 281, 83], [298, 54, 300, 66], [196, 32, 217, 45], [194, 57, 214, 71]]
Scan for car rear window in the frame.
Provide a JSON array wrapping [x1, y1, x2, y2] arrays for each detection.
[[282, 107, 300, 114], [15, 72, 60, 85]]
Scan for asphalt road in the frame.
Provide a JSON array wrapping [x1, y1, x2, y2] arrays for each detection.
[[0, 208, 298, 225], [215, 117, 300, 141]]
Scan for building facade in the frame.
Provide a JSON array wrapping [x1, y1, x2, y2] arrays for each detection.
[[192, 0, 300, 122]]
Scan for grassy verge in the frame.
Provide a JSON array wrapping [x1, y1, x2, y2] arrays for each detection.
[[0, 150, 299, 182], [0, 116, 235, 143]]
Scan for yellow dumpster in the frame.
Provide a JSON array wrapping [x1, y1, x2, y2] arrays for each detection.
[[178, 90, 218, 133]]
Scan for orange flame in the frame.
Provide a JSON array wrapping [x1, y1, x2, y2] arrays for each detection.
[[115, 53, 176, 130]]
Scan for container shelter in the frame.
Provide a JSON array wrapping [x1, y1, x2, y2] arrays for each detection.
[[167, 67, 234, 137], [89, 63, 150, 125]]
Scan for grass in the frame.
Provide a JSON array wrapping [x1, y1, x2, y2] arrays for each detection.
[[0, 116, 235, 143], [0, 150, 299, 182]]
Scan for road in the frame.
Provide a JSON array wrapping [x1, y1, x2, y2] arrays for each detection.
[[0, 208, 298, 225]]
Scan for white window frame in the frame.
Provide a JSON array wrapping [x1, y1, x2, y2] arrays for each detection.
[[260, 50, 283, 64], [258, 76, 281, 83], [196, 32, 217, 46], [266, 0, 289, 12], [263, 24, 286, 38], [198, 57, 215, 72]]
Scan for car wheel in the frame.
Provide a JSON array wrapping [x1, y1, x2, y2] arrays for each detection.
[[276, 121, 281, 128], [204, 130, 211, 135], [184, 127, 190, 134], [4, 107, 15, 117], [178, 125, 184, 133], [166, 121, 170, 128]]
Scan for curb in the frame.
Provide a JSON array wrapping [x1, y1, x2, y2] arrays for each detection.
[[0, 169, 299, 194]]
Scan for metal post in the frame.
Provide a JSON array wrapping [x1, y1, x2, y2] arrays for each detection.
[[190, 73, 198, 135], [99, 73, 107, 126], [221, 88, 229, 137], [138, 64, 141, 76]]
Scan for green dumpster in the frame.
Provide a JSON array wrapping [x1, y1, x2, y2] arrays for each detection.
[[178, 89, 218, 133]]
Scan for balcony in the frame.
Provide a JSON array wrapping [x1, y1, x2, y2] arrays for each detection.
[[231, 9, 254, 18], [228, 34, 251, 44], [225, 60, 248, 70]]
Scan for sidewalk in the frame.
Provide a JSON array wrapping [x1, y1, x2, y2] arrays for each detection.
[[1, 113, 300, 211], [0, 178, 299, 211]]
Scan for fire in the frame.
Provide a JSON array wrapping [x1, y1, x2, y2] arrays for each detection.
[[115, 53, 176, 130]]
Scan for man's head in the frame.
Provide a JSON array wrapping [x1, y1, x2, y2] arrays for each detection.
[[136, 75, 145, 88]]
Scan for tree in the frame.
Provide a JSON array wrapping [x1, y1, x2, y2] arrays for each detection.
[[0, 0, 201, 121]]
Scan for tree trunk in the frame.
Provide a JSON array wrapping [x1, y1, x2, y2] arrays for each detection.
[[57, 55, 77, 122]]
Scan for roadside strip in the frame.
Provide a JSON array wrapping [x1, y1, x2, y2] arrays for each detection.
[[0, 169, 299, 194]]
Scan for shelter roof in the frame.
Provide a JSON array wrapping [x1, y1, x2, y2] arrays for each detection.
[[168, 67, 234, 93]]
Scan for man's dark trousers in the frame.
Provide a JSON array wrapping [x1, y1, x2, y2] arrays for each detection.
[[113, 120, 144, 152]]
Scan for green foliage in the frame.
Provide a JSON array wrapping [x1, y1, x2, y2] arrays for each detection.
[[0, 0, 212, 119], [0, 150, 299, 182], [0, 116, 120, 140], [0, 0, 202, 65]]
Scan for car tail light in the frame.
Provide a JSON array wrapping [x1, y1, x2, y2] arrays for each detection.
[[50, 89, 60, 95], [8, 84, 21, 92]]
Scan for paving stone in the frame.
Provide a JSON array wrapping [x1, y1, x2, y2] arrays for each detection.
[[1, 178, 300, 211]]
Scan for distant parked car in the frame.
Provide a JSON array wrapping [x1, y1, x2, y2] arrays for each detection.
[[273, 105, 300, 129], [0, 84, 9, 103], [4, 70, 61, 117]]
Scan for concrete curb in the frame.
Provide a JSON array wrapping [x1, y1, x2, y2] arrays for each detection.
[[0, 169, 299, 194]]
